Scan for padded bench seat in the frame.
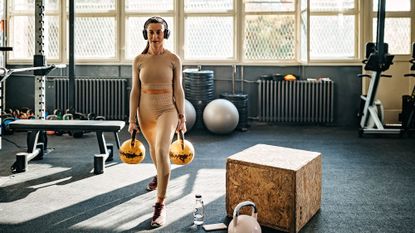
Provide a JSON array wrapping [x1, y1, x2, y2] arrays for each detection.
[[9, 119, 125, 174], [9, 119, 125, 131]]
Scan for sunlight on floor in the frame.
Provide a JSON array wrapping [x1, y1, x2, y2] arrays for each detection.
[[67, 168, 226, 232]]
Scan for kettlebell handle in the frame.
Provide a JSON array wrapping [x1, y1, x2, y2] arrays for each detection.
[[131, 129, 137, 146], [232, 201, 258, 227], [176, 130, 185, 150]]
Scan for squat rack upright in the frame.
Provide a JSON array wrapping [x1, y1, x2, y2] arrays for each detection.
[[0, 0, 65, 149]]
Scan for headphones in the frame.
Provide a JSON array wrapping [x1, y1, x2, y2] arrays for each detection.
[[142, 16, 170, 40]]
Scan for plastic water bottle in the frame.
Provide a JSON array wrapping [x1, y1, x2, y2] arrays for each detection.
[[193, 194, 205, 226]]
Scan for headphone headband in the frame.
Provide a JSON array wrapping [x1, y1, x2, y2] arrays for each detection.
[[142, 16, 170, 40]]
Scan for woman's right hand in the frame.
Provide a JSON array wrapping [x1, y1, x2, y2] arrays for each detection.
[[128, 122, 140, 135]]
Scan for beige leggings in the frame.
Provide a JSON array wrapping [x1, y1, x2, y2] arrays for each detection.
[[139, 89, 178, 199]]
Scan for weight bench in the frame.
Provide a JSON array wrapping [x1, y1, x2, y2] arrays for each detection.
[[9, 120, 125, 174]]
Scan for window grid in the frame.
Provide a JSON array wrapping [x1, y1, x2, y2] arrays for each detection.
[[5, 0, 414, 65], [371, 1, 413, 56], [242, 1, 297, 63], [182, 0, 236, 61], [124, 16, 175, 60], [64, 1, 118, 62], [184, 16, 234, 60], [184, 0, 233, 13], [308, 0, 360, 61], [123, 0, 176, 61], [7, 1, 61, 62], [125, 0, 174, 12]]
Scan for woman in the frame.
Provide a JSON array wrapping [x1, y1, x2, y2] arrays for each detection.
[[128, 16, 186, 227]]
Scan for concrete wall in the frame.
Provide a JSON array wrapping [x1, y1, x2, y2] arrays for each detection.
[[5, 64, 362, 127]]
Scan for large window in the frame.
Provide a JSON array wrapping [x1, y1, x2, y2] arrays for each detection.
[[309, 0, 358, 60], [69, 0, 117, 60], [372, 0, 412, 55], [243, 0, 296, 62], [124, 0, 175, 60], [6, 0, 415, 64], [8, 0, 60, 60], [183, 0, 235, 60]]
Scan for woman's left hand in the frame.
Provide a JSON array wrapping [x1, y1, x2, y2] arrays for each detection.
[[176, 117, 187, 133]]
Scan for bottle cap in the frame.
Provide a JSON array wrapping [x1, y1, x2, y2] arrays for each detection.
[[195, 194, 202, 198]]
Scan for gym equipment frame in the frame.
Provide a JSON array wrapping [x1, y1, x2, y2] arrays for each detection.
[[358, 0, 402, 136], [1, 0, 65, 148], [2, 0, 126, 174], [0, 64, 66, 83], [400, 42, 415, 133], [9, 120, 124, 174]]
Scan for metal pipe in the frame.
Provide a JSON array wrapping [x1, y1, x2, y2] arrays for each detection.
[[360, 0, 386, 128], [206, 77, 258, 83], [68, 0, 75, 114], [241, 66, 244, 93], [232, 64, 236, 94]]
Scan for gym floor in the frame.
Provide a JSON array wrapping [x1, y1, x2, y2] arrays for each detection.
[[0, 124, 414, 233]]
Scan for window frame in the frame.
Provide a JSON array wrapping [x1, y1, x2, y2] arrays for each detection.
[[241, 1, 298, 65], [307, 0, 361, 63], [5, 0, 414, 65], [122, 0, 176, 63], [64, 1, 119, 63], [179, 0, 237, 64], [7, 0, 62, 63], [370, 0, 413, 61]]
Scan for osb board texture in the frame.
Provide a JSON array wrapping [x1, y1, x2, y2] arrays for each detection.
[[226, 161, 295, 232], [227, 144, 320, 171], [295, 155, 322, 233], [226, 144, 322, 233]]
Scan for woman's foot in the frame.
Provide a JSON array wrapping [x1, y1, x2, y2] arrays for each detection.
[[146, 176, 157, 191], [151, 202, 166, 227]]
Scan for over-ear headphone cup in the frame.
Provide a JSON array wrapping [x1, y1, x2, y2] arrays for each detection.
[[142, 30, 148, 40], [164, 29, 170, 39]]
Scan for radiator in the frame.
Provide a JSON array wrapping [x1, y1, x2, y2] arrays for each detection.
[[258, 80, 334, 123], [54, 77, 127, 120]]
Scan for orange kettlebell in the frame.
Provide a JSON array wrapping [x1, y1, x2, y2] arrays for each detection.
[[169, 130, 195, 165], [119, 130, 146, 164]]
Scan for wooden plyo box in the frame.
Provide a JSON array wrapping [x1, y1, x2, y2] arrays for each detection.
[[226, 144, 322, 233]]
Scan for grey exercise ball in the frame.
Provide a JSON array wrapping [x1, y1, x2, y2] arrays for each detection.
[[185, 99, 196, 131], [203, 99, 239, 134]]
